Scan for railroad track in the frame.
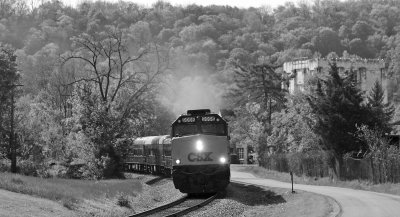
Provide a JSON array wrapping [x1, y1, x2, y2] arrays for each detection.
[[129, 193, 219, 217]]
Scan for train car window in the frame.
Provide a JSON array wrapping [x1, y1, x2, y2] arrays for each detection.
[[200, 123, 226, 136], [173, 124, 198, 136]]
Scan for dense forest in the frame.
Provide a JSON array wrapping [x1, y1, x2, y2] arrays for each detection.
[[1, 0, 400, 180]]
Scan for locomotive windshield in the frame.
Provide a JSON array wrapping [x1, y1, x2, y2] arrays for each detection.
[[172, 114, 227, 137], [173, 124, 198, 136], [200, 123, 226, 135]]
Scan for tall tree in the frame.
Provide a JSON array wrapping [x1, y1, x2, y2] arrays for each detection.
[[63, 25, 169, 118], [367, 80, 394, 132], [308, 63, 369, 155], [0, 43, 19, 172], [312, 27, 343, 57], [62, 26, 169, 177], [229, 63, 287, 125]]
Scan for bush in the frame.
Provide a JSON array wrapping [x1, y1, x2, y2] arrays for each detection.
[[61, 196, 79, 210], [46, 163, 68, 178], [347, 125, 400, 183], [18, 160, 40, 176], [116, 193, 130, 208], [11, 177, 24, 185], [0, 159, 10, 172]]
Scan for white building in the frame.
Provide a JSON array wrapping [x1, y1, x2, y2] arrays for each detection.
[[283, 58, 387, 102]]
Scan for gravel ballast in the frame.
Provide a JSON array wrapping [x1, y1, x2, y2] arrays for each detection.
[[189, 182, 336, 217], [77, 172, 336, 217]]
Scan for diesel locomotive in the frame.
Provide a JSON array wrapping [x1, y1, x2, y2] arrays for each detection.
[[124, 109, 230, 193]]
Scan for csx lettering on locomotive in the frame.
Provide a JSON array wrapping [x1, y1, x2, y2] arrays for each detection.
[[187, 152, 213, 162]]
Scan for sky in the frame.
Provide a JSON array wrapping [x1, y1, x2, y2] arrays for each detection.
[[62, 0, 305, 9]]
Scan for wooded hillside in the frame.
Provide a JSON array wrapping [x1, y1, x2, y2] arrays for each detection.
[[1, 0, 400, 180]]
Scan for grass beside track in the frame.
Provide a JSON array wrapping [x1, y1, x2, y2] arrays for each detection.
[[231, 164, 400, 196], [0, 172, 142, 209]]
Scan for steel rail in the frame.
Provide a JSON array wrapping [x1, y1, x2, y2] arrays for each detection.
[[164, 193, 219, 217], [128, 193, 218, 217], [128, 195, 188, 217]]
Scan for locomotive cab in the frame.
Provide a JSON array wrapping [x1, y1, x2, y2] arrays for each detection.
[[171, 109, 230, 193]]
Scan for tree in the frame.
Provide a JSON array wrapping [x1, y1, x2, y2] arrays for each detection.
[[351, 21, 374, 41], [349, 38, 372, 58], [63, 25, 168, 115], [308, 63, 370, 155], [0, 43, 19, 173], [267, 93, 320, 154], [367, 80, 394, 133], [228, 63, 287, 126], [230, 105, 265, 158], [62, 26, 169, 178], [369, 4, 400, 36], [312, 27, 343, 57]]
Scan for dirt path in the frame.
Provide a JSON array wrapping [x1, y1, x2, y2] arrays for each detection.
[[232, 170, 400, 217], [0, 189, 76, 217]]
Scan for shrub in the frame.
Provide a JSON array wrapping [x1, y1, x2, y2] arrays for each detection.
[[18, 160, 40, 176], [116, 193, 130, 208], [0, 159, 9, 172], [46, 163, 68, 178], [61, 196, 79, 210], [11, 177, 24, 185]]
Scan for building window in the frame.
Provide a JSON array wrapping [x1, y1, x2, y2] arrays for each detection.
[[237, 148, 244, 160], [297, 70, 304, 84]]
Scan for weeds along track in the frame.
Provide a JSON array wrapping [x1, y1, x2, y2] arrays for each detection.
[[129, 193, 219, 217], [145, 176, 167, 185]]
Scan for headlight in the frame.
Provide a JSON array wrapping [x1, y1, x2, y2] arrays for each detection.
[[219, 157, 226, 163], [175, 159, 181, 164], [196, 140, 203, 151]]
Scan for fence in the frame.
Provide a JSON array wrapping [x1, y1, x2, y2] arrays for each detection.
[[259, 151, 400, 183], [259, 151, 334, 178]]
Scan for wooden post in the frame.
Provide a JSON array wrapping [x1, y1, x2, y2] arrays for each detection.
[[290, 171, 295, 193]]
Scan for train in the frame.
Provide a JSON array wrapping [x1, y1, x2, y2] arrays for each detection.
[[124, 109, 231, 193]]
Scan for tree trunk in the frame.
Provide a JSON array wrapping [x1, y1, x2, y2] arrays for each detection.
[[329, 152, 341, 182], [10, 88, 17, 173]]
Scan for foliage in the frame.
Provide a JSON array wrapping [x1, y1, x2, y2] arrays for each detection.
[[266, 93, 321, 154], [308, 63, 371, 155], [367, 80, 394, 133], [116, 193, 131, 208], [312, 27, 343, 57], [0, 43, 19, 170], [229, 64, 286, 117], [2, 0, 400, 180], [353, 125, 400, 183], [229, 105, 265, 155]]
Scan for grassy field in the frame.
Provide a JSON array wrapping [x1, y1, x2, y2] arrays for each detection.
[[0, 172, 142, 211], [231, 164, 400, 196]]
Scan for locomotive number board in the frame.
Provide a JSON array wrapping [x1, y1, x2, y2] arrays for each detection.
[[179, 115, 221, 123]]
